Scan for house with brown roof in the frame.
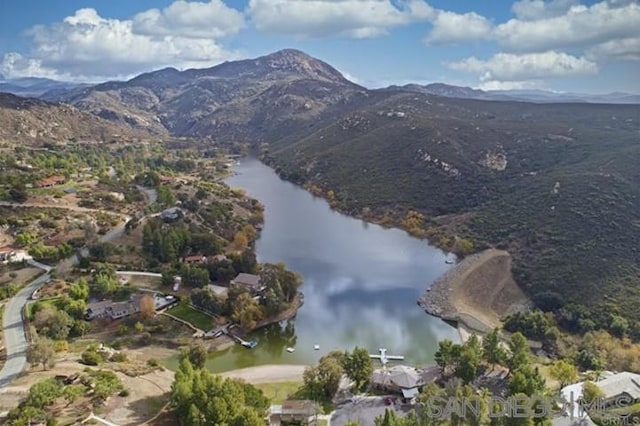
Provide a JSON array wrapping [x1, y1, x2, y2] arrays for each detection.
[[269, 400, 317, 425], [35, 175, 65, 188], [231, 273, 264, 293], [183, 254, 207, 264]]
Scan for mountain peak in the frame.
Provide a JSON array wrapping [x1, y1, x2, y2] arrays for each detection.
[[256, 48, 350, 84]]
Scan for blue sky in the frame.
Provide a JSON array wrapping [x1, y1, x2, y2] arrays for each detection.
[[0, 0, 638, 93]]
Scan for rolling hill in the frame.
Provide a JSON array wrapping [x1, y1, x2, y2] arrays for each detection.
[[25, 49, 640, 336]]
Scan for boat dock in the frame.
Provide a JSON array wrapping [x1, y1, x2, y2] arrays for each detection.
[[206, 323, 257, 348], [369, 348, 404, 366]]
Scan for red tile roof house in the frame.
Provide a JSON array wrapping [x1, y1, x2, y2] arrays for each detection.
[[182, 254, 207, 264], [35, 175, 65, 188]]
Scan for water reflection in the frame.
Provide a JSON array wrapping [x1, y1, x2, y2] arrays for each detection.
[[187, 158, 459, 372]]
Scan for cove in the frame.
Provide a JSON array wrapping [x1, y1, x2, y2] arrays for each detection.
[[170, 158, 460, 373]]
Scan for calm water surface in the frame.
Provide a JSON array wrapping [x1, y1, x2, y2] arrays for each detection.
[[170, 158, 459, 372]]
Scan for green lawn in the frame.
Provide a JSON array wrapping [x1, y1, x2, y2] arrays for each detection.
[[256, 381, 303, 404], [167, 303, 215, 330]]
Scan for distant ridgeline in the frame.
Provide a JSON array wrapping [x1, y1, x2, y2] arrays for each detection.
[[5, 49, 638, 338]]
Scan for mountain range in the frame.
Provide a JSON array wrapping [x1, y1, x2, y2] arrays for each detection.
[[1, 49, 639, 334]]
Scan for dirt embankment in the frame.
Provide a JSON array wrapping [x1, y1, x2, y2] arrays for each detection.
[[419, 249, 530, 334]]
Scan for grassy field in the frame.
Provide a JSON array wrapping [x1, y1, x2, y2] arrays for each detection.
[[167, 303, 215, 330], [255, 381, 304, 404]]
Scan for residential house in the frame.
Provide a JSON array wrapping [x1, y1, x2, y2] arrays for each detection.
[[211, 254, 228, 263], [595, 372, 640, 405], [230, 273, 264, 293], [160, 207, 184, 223], [86, 294, 178, 320], [371, 365, 423, 400], [0, 247, 16, 262], [35, 175, 65, 188], [183, 254, 207, 264], [268, 400, 317, 426]]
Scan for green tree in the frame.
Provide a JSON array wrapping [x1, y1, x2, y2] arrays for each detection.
[[303, 356, 344, 401], [582, 381, 605, 403], [549, 359, 578, 389], [507, 332, 530, 372], [344, 347, 373, 392], [68, 278, 90, 301], [25, 378, 62, 408], [455, 335, 483, 384], [435, 339, 457, 375], [183, 344, 208, 369], [26, 338, 56, 370], [62, 384, 85, 407], [9, 183, 28, 203], [483, 328, 507, 369], [508, 365, 546, 396]]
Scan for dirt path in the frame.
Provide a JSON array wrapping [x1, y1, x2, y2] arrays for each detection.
[[419, 249, 530, 334]]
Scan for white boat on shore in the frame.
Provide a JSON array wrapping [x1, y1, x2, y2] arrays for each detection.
[[286, 347, 295, 353]]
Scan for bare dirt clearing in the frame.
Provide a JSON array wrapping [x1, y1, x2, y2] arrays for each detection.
[[419, 249, 530, 333]]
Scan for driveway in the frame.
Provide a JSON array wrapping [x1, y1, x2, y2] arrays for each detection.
[[331, 396, 412, 426], [0, 216, 130, 388]]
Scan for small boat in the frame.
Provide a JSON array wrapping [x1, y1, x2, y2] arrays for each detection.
[[286, 347, 295, 353], [445, 259, 455, 264], [314, 344, 320, 350]]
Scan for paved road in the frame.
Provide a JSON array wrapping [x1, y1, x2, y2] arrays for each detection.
[[0, 215, 130, 388]]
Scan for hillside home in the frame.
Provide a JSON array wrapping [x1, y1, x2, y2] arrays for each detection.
[[183, 254, 207, 264], [0, 246, 16, 262], [35, 175, 65, 188], [231, 273, 264, 293], [160, 207, 184, 223], [595, 372, 640, 405]]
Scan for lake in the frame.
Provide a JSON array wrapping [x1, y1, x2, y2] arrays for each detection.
[[177, 158, 459, 372]]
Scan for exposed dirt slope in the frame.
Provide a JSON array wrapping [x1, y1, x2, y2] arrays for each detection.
[[419, 249, 530, 332]]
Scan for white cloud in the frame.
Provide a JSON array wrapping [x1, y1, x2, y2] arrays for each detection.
[[495, 1, 640, 52], [132, 0, 244, 39], [424, 10, 492, 45], [450, 51, 598, 82], [1, 7, 241, 80], [247, 0, 435, 38], [478, 79, 544, 91], [511, 0, 579, 21], [587, 37, 640, 60]]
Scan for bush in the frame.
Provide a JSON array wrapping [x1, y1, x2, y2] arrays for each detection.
[[119, 389, 130, 397], [147, 358, 159, 367], [53, 340, 68, 352], [81, 349, 104, 366], [110, 352, 127, 363]]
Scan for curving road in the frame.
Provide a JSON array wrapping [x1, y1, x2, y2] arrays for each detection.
[[0, 202, 139, 388]]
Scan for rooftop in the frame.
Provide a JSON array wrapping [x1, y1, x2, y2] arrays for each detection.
[[596, 371, 640, 400], [232, 273, 261, 287]]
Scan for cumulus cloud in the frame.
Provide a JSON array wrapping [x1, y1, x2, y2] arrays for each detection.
[[132, 0, 244, 39], [587, 37, 640, 61], [1, 6, 242, 80], [450, 51, 598, 83], [424, 10, 492, 45], [247, 0, 435, 38], [511, 0, 579, 20], [494, 1, 640, 52]]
